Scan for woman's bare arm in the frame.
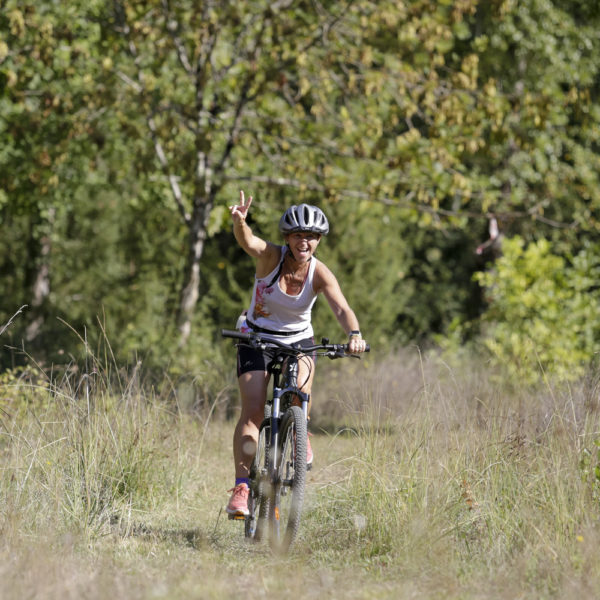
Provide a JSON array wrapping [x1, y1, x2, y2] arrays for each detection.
[[314, 262, 367, 353], [229, 190, 280, 275]]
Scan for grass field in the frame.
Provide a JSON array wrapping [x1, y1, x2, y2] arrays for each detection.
[[1, 348, 600, 599]]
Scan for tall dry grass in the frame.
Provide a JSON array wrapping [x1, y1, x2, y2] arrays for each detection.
[[1, 346, 599, 599], [0, 364, 180, 539], [304, 348, 600, 596]]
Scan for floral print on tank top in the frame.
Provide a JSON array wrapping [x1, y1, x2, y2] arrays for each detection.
[[252, 280, 273, 320]]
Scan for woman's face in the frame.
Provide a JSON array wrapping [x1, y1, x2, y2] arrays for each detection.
[[285, 232, 321, 262]]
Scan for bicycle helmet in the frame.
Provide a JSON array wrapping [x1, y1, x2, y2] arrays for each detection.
[[279, 204, 329, 235]]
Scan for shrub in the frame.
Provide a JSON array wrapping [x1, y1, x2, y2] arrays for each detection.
[[475, 236, 600, 383]]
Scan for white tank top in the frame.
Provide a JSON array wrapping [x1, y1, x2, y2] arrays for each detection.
[[241, 247, 318, 343]]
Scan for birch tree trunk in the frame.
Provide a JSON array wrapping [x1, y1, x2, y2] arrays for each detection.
[[176, 198, 212, 344], [25, 206, 55, 342]]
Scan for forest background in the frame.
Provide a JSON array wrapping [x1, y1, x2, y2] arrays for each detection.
[[2, 2, 600, 598], [1, 0, 600, 386]]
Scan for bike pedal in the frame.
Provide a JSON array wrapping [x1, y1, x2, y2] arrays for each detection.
[[228, 513, 247, 521]]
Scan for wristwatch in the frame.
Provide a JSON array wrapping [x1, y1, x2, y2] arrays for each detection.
[[348, 330, 361, 338]]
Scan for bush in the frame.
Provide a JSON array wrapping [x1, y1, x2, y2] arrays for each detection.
[[475, 237, 600, 383]]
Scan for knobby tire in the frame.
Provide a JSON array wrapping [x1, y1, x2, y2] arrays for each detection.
[[270, 405, 307, 553]]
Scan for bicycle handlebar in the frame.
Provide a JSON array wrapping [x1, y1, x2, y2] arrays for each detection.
[[221, 329, 370, 358]]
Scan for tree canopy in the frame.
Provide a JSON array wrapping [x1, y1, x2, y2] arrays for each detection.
[[1, 0, 599, 380]]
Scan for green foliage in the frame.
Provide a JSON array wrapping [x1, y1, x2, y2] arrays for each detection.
[[1, 0, 600, 372], [475, 236, 600, 382]]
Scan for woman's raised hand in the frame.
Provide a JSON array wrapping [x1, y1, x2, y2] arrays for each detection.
[[229, 190, 253, 223]]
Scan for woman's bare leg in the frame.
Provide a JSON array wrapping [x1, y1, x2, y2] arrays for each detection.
[[233, 370, 270, 478]]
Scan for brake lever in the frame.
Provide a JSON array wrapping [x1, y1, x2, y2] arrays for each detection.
[[247, 336, 265, 350], [326, 350, 357, 360]]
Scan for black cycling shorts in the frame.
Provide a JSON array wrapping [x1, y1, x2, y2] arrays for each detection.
[[237, 337, 316, 377]]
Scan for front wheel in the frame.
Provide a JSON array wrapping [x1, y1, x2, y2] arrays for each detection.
[[270, 405, 307, 553]]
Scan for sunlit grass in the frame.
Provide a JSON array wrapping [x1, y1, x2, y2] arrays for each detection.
[[1, 349, 600, 599]]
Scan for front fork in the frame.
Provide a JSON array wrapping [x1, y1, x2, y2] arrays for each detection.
[[269, 357, 309, 471]]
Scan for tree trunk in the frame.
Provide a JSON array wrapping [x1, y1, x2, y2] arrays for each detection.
[[177, 199, 213, 345], [25, 206, 55, 342]]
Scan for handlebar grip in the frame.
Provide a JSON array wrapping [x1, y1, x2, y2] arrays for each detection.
[[221, 328, 250, 340], [343, 343, 370, 353]]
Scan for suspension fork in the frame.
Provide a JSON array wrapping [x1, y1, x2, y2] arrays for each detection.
[[269, 355, 310, 476], [269, 387, 282, 472], [269, 356, 298, 477]]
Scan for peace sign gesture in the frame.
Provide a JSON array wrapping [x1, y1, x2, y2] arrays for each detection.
[[229, 190, 253, 224]]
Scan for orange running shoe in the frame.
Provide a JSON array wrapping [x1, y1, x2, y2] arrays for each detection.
[[226, 483, 249, 517]]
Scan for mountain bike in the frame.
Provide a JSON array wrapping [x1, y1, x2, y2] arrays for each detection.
[[222, 329, 369, 553]]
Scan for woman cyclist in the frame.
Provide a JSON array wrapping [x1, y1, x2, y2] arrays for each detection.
[[226, 190, 368, 517]]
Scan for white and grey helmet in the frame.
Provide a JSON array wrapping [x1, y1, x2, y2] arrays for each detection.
[[279, 204, 329, 235]]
